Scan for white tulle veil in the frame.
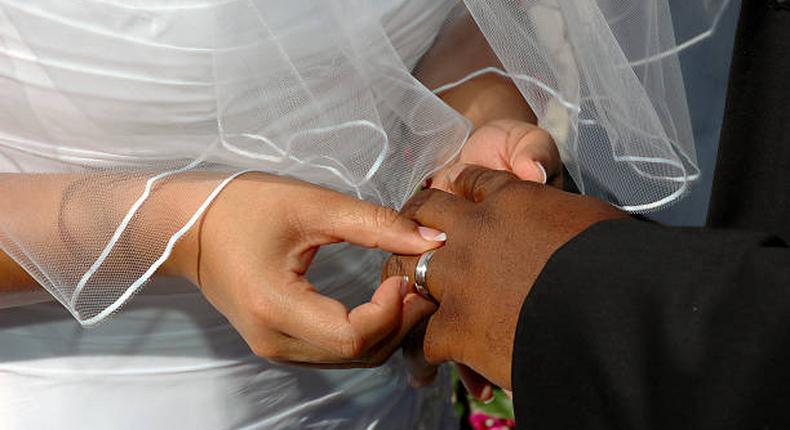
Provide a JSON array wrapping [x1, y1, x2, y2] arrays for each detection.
[[0, 0, 729, 324]]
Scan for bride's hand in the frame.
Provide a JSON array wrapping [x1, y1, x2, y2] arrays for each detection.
[[431, 119, 563, 192], [164, 173, 443, 367]]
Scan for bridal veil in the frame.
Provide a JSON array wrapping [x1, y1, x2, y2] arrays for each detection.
[[0, 0, 729, 323]]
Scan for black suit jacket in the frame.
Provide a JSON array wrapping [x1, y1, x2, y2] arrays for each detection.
[[512, 3, 790, 429]]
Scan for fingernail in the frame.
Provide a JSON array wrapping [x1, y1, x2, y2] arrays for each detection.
[[480, 385, 495, 403], [400, 276, 410, 298], [536, 161, 548, 184], [418, 226, 447, 242]]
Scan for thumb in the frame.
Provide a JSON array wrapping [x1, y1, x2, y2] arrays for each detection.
[[507, 126, 562, 185]]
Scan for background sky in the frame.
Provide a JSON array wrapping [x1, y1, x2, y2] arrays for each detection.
[[651, 0, 742, 226]]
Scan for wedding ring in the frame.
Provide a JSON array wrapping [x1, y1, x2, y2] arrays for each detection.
[[414, 250, 436, 301]]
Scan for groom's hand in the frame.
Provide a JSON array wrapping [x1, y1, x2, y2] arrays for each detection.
[[383, 166, 626, 388], [420, 119, 563, 396]]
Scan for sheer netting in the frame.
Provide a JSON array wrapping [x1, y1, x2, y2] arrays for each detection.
[[0, 0, 728, 324]]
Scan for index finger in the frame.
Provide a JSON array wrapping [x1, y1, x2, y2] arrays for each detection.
[[301, 192, 447, 256]]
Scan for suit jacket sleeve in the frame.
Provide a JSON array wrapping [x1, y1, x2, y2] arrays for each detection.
[[512, 218, 790, 430]]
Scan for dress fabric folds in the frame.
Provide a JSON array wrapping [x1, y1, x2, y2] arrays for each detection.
[[0, 0, 724, 428]]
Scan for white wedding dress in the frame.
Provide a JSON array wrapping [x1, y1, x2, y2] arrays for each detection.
[[0, 255, 456, 429], [0, 1, 459, 428], [0, 0, 712, 428]]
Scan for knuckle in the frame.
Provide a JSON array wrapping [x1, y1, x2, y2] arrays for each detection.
[[381, 255, 406, 280], [467, 206, 498, 235], [250, 341, 282, 361], [460, 168, 486, 197], [338, 331, 366, 359], [446, 247, 472, 279], [399, 191, 429, 219], [285, 204, 313, 239], [248, 297, 275, 326], [372, 205, 400, 230], [381, 257, 395, 281], [471, 170, 515, 202]]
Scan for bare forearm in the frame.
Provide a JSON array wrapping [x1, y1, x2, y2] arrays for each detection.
[[437, 74, 536, 128], [414, 11, 536, 127], [0, 249, 51, 308], [0, 171, 225, 308], [0, 249, 38, 293]]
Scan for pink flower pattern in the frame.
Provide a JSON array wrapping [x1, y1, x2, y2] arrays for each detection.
[[469, 412, 516, 430]]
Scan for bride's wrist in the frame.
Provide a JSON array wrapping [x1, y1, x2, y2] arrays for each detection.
[[159, 218, 200, 285], [157, 171, 282, 286], [155, 173, 229, 286], [439, 74, 537, 128]]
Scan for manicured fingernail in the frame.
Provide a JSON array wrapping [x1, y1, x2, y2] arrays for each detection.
[[418, 226, 447, 242], [480, 385, 495, 403], [400, 276, 410, 298], [536, 161, 548, 184]]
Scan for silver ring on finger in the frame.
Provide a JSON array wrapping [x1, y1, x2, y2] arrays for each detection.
[[414, 250, 436, 301]]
